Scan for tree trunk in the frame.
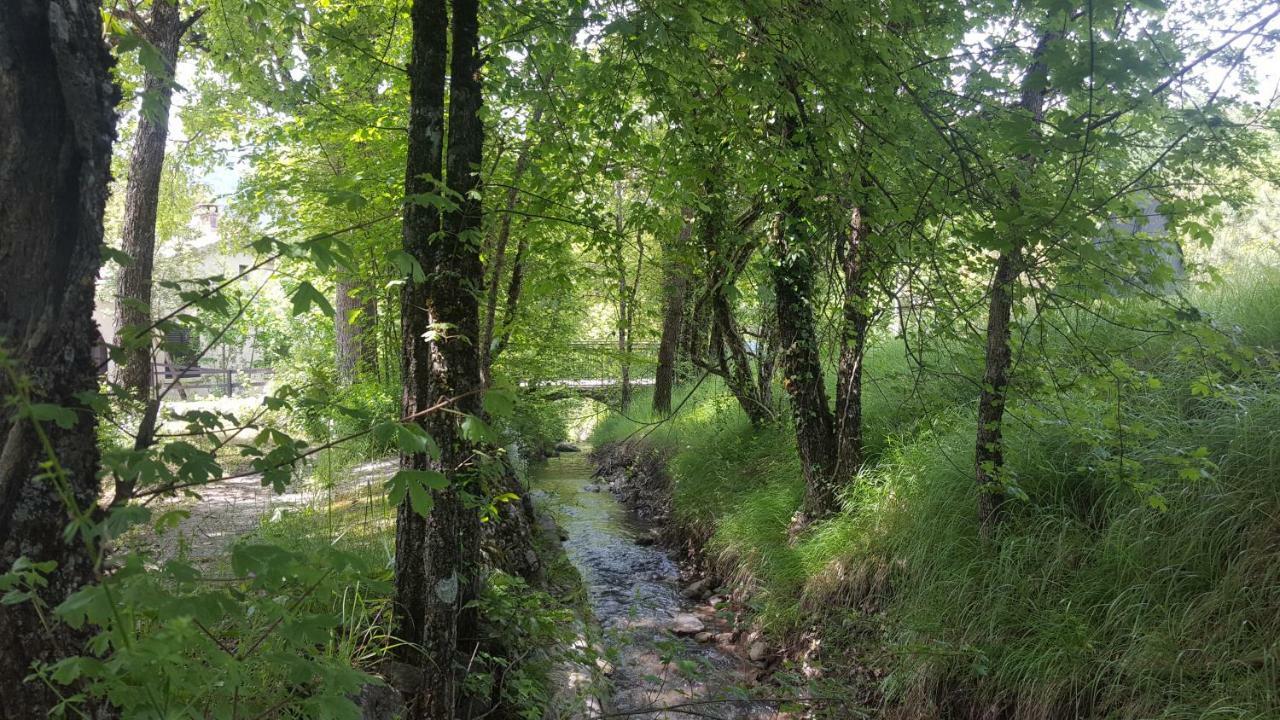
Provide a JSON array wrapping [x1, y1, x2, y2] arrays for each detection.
[[711, 290, 769, 425], [689, 188, 771, 425], [973, 30, 1054, 541], [335, 276, 360, 384], [112, 0, 190, 399], [755, 301, 777, 414], [653, 218, 692, 415], [433, 0, 485, 704], [490, 235, 527, 361], [336, 276, 376, 384], [395, 0, 480, 717], [678, 278, 705, 384], [770, 202, 839, 520], [834, 205, 872, 483], [481, 105, 543, 381], [0, 0, 118, 711], [617, 274, 631, 410], [360, 292, 378, 374], [621, 233, 643, 412], [612, 182, 633, 411], [975, 250, 1019, 539]]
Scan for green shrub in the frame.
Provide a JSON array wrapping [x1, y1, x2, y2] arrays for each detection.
[[591, 273, 1280, 719]]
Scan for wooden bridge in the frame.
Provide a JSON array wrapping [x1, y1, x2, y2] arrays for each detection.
[[519, 341, 658, 404], [149, 341, 659, 405], [152, 363, 273, 399]]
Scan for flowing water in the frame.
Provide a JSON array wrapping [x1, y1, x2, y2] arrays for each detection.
[[531, 450, 772, 719]]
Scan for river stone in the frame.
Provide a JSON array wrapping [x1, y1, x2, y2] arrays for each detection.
[[351, 682, 405, 720], [681, 577, 714, 600], [672, 613, 705, 635], [748, 641, 768, 662], [715, 632, 735, 645], [694, 631, 714, 643]]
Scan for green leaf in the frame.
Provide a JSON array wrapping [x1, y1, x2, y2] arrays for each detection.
[[482, 384, 516, 417], [101, 245, 133, 267], [389, 250, 427, 283], [290, 281, 335, 317], [396, 423, 440, 459], [408, 481, 433, 517], [389, 469, 447, 517], [27, 403, 77, 430], [461, 415, 497, 445], [400, 468, 448, 491]]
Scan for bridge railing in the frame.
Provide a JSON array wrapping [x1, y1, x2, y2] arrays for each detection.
[[151, 363, 274, 399]]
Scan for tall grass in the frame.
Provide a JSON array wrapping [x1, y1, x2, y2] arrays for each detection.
[[590, 271, 1280, 719]]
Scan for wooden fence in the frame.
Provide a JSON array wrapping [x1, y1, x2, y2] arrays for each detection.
[[152, 364, 274, 398]]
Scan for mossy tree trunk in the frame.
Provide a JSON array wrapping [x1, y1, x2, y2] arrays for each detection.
[[770, 197, 841, 520]]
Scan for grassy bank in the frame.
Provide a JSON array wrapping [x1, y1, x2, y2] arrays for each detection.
[[218, 388, 590, 718], [590, 273, 1280, 719]]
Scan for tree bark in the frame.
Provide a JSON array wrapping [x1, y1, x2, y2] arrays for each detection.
[[435, 0, 485, 699], [834, 204, 872, 483], [395, 0, 486, 716], [336, 275, 376, 385], [395, 0, 457, 716], [975, 250, 1019, 539], [360, 292, 379, 374], [490, 235, 527, 361], [336, 276, 360, 384], [653, 218, 692, 415], [770, 201, 839, 520], [612, 182, 634, 411], [480, 105, 543, 380], [112, 0, 195, 399], [973, 30, 1055, 540], [0, 0, 118, 710]]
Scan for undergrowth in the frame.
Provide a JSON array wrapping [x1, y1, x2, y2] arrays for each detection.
[[590, 271, 1280, 719]]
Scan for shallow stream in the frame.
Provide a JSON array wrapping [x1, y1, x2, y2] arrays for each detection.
[[531, 450, 772, 719]]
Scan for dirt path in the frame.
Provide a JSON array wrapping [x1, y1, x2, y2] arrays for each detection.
[[136, 458, 397, 565]]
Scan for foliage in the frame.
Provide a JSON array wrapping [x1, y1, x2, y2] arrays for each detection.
[[6, 0, 1280, 716], [591, 266, 1280, 718]]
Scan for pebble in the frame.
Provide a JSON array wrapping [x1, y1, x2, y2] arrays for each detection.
[[671, 613, 705, 635]]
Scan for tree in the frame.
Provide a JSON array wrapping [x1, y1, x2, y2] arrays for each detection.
[[972, 28, 1055, 540], [652, 216, 692, 415], [481, 102, 545, 380], [394, 0, 486, 715], [113, 0, 204, 399], [335, 274, 377, 384], [0, 0, 118, 709]]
